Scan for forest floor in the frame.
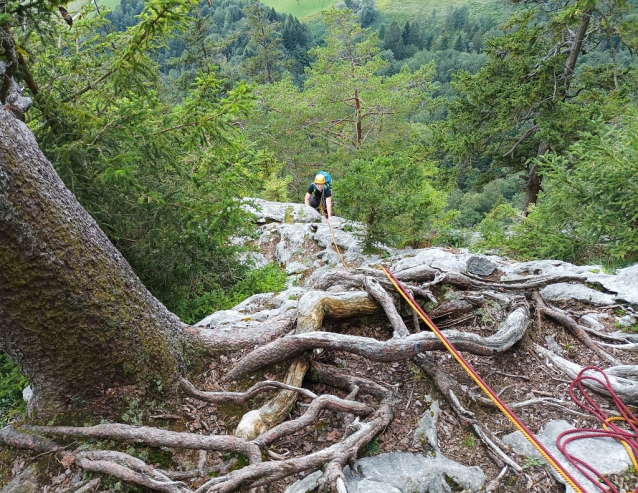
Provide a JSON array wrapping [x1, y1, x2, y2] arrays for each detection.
[[174, 299, 638, 493]]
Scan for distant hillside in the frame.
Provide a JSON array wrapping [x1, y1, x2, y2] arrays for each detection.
[[259, 0, 506, 22], [377, 0, 506, 24], [259, 0, 337, 20]]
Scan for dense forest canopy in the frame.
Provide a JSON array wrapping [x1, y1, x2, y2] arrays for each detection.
[[0, 0, 637, 424]]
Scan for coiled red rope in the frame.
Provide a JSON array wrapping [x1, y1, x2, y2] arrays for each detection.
[[558, 366, 638, 492], [383, 267, 638, 492]]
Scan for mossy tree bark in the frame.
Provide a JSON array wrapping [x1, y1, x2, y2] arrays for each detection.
[[0, 107, 187, 416]]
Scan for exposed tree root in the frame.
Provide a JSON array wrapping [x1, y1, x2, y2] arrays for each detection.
[[226, 306, 530, 381], [363, 277, 409, 338], [233, 290, 379, 440], [22, 424, 263, 465], [163, 459, 238, 480], [533, 292, 622, 365], [535, 344, 638, 403], [180, 378, 318, 403], [0, 425, 61, 453], [252, 394, 373, 447], [184, 312, 297, 349], [412, 353, 522, 472], [75, 451, 190, 493]]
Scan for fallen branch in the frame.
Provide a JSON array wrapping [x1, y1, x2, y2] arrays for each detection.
[[234, 290, 378, 440]]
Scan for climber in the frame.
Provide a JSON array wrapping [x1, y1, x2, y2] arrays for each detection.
[[305, 173, 332, 221]]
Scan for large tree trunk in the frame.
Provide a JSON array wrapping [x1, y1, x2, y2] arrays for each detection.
[[0, 107, 186, 416], [523, 9, 593, 212]]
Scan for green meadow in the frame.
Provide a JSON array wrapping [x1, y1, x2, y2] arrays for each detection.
[[258, 0, 336, 20]]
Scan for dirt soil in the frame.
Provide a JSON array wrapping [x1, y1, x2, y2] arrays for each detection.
[[3, 298, 638, 493]]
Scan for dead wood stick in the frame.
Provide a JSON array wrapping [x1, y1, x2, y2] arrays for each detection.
[[493, 371, 530, 381], [22, 424, 262, 465], [533, 291, 621, 366], [180, 378, 318, 404], [469, 392, 591, 418], [363, 276, 410, 338]]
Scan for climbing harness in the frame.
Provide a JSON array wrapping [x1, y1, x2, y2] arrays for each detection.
[[382, 267, 590, 493]]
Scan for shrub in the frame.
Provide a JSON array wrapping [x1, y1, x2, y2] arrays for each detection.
[[509, 113, 638, 265]]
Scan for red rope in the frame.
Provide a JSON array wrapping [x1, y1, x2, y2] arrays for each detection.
[[558, 366, 638, 492]]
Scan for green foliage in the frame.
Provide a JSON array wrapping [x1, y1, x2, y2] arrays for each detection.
[[248, 8, 438, 193], [0, 352, 28, 426], [461, 432, 476, 449], [474, 201, 520, 252], [522, 456, 545, 469], [363, 437, 380, 456], [508, 113, 638, 265], [446, 174, 524, 227], [335, 151, 447, 251], [21, 2, 288, 324], [259, 0, 336, 20]]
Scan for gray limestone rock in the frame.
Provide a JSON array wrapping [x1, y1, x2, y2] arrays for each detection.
[[285, 453, 484, 493], [344, 453, 485, 493], [276, 223, 315, 266], [242, 198, 322, 223], [283, 471, 322, 493], [0, 465, 40, 493], [392, 248, 470, 274], [594, 263, 638, 305], [466, 255, 497, 276], [580, 313, 607, 331], [545, 334, 564, 355], [617, 315, 637, 327], [286, 261, 309, 275], [504, 419, 632, 493], [540, 282, 616, 306], [412, 396, 441, 455]]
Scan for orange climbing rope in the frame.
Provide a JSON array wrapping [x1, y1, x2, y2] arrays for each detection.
[[381, 266, 589, 493], [319, 201, 348, 269]]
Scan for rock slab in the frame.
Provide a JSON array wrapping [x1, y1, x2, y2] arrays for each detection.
[[504, 419, 632, 493], [284, 452, 485, 493]]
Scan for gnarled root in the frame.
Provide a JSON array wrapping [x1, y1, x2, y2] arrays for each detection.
[[413, 353, 522, 472], [22, 423, 262, 465], [533, 291, 621, 365], [535, 344, 638, 403], [232, 290, 378, 440], [227, 306, 530, 380], [76, 451, 190, 493]]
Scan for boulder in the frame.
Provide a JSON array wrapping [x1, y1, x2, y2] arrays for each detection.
[[540, 283, 616, 306], [285, 453, 485, 493], [466, 255, 497, 276]]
